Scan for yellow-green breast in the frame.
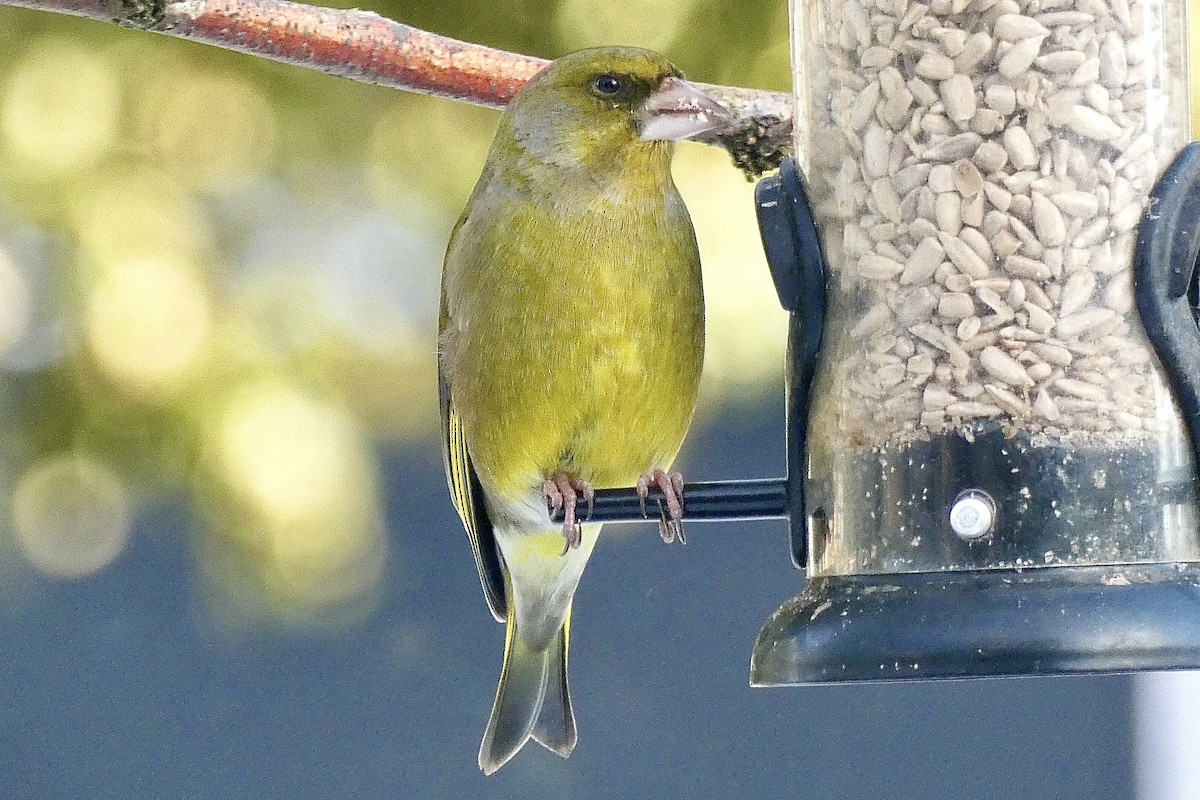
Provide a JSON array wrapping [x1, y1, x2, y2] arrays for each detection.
[[442, 145, 704, 500]]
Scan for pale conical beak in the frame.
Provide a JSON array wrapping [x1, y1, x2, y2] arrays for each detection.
[[637, 76, 731, 142]]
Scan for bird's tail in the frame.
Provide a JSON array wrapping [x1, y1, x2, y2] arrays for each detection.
[[478, 605, 577, 775]]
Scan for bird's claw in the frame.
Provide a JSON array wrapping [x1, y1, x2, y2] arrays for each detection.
[[545, 479, 564, 521], [543, 474, 594, 555], [636, 469, 686, 544]]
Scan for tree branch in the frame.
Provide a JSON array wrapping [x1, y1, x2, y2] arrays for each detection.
[[0, 0, 792, 176]]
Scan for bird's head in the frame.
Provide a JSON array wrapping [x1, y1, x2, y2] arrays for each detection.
[[501, 47, 730, 178]]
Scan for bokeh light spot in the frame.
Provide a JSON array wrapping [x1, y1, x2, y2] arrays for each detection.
[[211, 382, 386, 608], [70, 168, 214, 266], [85, 256, 211, 397], [144, 72, 277, 190], [217, 383, 361, 521], [0, 37, 120, 175], [11, 453, 132, 578]]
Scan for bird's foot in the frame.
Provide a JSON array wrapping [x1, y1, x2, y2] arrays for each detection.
[[636, 469, 686, 544], [543, 474, 595, 555]]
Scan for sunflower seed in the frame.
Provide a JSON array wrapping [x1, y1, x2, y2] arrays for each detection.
[[939, 292, 976, 318], [951, 159, 984, 197], [998, 36, 1045, 78], [1036, 51, 1086, 73], [935, 193, 963, 235], [981, 345, 1035, 386], [1055, 307, 1116, 338], [928, 164, 956, 193], [986, 384, 1032, 416], [994, 13, 1049, 41], [860, 253, 907, 279], [954, 31, 995, 73], [1024, 302, 1056, 334], [940, 232, 991, 278], [1026, 362, 1053, 381], [1052, 190, 1100, 218], [1059, 271, 1096, 315], [923, 384, 957, 409], [1067, 105, 1122, 141], [947, 400, 1004, 417], [1055, 377, 1108, 401], [861, 46, 897, 68], [957, 315, 983, 340], [916, 53, 956, 80], [1004, 254, 1052, 280], [1031, 193, 1067, 247], [923, 132, 985, 161], [940, 75, 977, 122], [1003, 127, 1039, 170], [1033, 389, 1061, 420], [863, 123, 892, 178]]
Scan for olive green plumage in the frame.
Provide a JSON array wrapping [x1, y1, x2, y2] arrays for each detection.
[[439, 46, 722, 775]]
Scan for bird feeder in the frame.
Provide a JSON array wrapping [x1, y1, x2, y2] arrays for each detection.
[[752, 0, 1200, 683], [586, 0, 1200, 684]]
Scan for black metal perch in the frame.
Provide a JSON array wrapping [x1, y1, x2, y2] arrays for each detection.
[[579, 478, 788, 523]]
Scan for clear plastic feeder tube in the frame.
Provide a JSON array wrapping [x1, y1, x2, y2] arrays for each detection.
[[790, 0, 1200, 575]]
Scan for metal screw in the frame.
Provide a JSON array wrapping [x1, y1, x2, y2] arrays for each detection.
[[949, 490, 995, 541]]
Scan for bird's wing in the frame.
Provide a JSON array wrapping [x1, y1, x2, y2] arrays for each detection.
[[439, 301, 507, 623]]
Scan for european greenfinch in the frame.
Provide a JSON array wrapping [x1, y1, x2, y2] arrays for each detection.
[[439, 46, 725, 775]]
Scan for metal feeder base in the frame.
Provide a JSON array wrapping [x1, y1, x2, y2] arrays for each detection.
[[751, 564, 1200, 686]]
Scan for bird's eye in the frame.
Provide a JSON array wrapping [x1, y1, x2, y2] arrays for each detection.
[[592, 74, 622, 96]]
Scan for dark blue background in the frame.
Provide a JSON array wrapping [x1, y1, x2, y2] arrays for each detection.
[[0, 395, 1131, 799]]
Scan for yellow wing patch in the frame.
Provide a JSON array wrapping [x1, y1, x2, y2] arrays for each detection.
[[441, 379, 507, 623]]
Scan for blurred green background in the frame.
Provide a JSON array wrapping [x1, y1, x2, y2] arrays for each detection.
[[0, 0, 791, 608], [0, 2, 1177, 798]]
